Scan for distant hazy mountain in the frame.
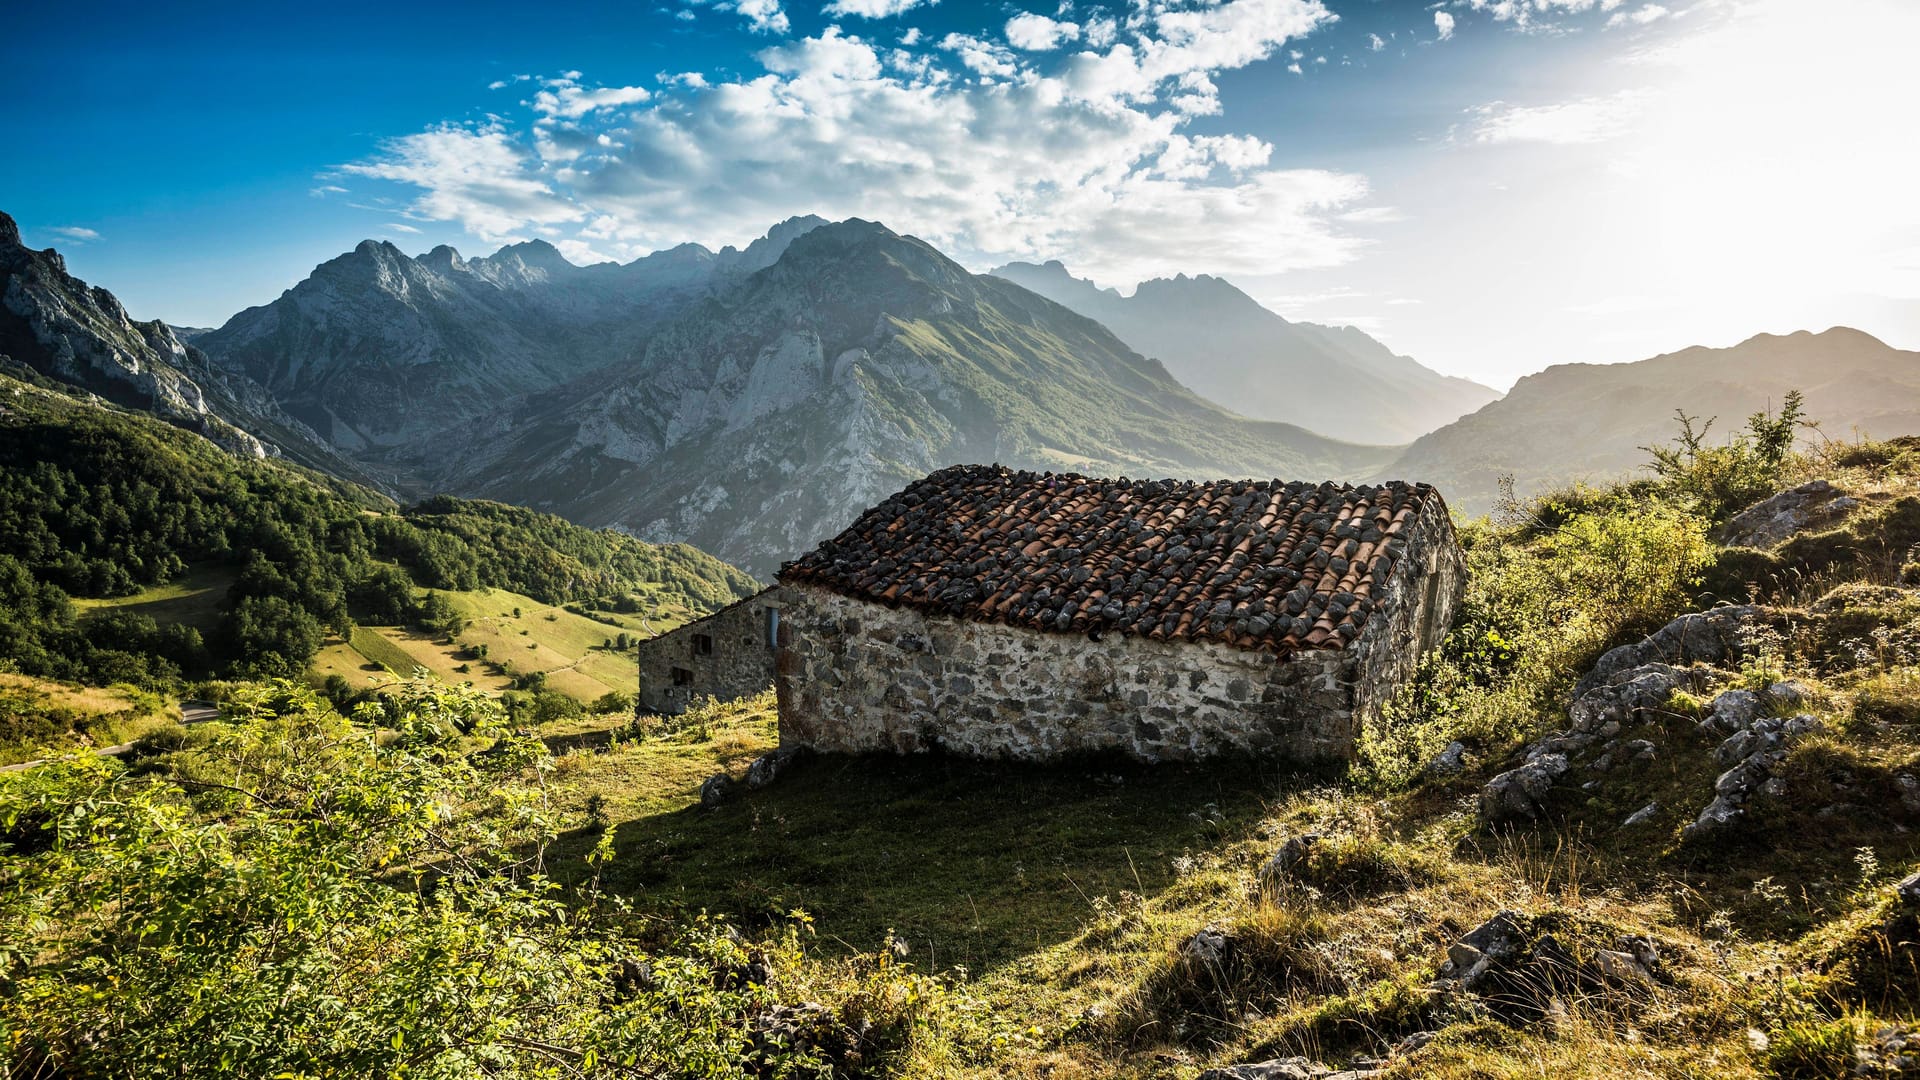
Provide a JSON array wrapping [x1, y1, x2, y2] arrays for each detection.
[[194, 216, 829, 452], [990, 260, 1499, 443], [402, 219, 1395, 575], [1390, 327, 1920, 514], [0, 211, 366, 479]]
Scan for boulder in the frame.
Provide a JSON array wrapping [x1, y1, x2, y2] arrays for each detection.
[[1182, 924, 1233, 975], [1574, 606, 1759, 699], [1428, 740, 1469, 776], [1570, 663, 1696, 734], [699, 772, 733, 807], [1481, 755, 1569, 823], [745, 746, 800, 790], [1622, 802, 1661, 827], [1721, 479, 1859, 549]]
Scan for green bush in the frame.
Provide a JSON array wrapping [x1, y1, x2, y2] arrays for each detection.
[[0, 679, 949, 1077]]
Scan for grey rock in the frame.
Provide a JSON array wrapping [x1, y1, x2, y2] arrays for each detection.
[[1898, 871, 1920, 908], [1897, 773, 1920, 817], [699, 772, 733, 807], [1195, 1058, 1343, 1080], [1453, 910, 1529, 968], [1258, 833, 1321, 888], [1182, 924, 1233, 974], [1767, 680, 1812, 708], [1481, 755, 1569, 822], [1428, 740, 1469, 776], [1721, 479, 1855, 549], [1391, 1031, 1436, 1056], [1683, 793, 1745, 841], [1702, 689, 1765, 735], [1570, 663, 1694, 733], [1574, 607, 1760, 699], [1623, 802, 1661, 827], [744, 746, 799, 790]]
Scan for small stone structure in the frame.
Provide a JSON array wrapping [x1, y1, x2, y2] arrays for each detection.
[[771, 465, 1465, 765], [633, 591, 784, 715]]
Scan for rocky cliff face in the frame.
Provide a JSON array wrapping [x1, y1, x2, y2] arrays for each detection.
[[0, 211, 358, 472], [401, 220, 1395, 576], [194, 217, 829, 452], [1387, 327, 1920, 514], [990, 260, 1499, 444]]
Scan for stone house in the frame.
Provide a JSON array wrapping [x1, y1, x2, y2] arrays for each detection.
[[770, 465, 1466, 765], [636, 465, 1464, 764], [633, 592, 784, 716]]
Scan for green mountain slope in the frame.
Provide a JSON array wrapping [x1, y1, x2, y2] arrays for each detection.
[[0, 367, 757, 689], [407, 219, 1397, 576]]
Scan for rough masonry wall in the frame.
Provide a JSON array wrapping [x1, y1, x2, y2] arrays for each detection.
[[635, 589, 781, 715], [1348, 501, 1469, 734], [775, 582, 1359, 764]]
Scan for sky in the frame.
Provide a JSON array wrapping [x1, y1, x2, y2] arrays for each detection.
[[3, 0, 1915, 389]]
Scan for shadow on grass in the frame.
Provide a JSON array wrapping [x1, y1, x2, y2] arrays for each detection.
[[555, 752, 1311, 973]]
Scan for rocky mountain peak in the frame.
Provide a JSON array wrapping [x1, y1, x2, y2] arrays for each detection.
[[0, 211, 19, 247], [421, 244, 465, 273], [490, 238, 570, 268], [724, 214, 831, 274]]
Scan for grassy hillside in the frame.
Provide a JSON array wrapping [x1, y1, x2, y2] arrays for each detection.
[[7, 416, 1920, 1077], [310, 585, 698, 704], [0, 370, 757, 693], [0, 673, 175, 767]]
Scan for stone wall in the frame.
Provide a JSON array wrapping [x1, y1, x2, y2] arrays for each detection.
[[1348, 499, 1469, 739], [635, 589, 782, 715], [775, 582, 1358, 764]]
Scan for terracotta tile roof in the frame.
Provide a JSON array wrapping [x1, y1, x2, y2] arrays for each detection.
[[779, 465, 1448, 657]]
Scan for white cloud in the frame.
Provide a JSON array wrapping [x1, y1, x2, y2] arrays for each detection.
[[1005, 12, 1080, 50], [823, 0, 934, 17], [344, 5, 1369, 286], [530, 75, 651, 120], [683, 0, 789, 34], [1368, 32, 1384, 50], [309, 184, 349, 198], [900, 26, 922, 45], [1464, 91, 1646, 144], [383, 222, 423, 234], [1434, 11, 1455, 39], [340, 122, 583, 243], [50, 226, 100, 242], [1607, 3, 1670, 27], [939, 32, 1018, 77]]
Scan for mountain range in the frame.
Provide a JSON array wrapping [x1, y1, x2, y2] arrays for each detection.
[[193, 216, 829, 452], [990, 260, 1499, 444], [0, 212, 373, 484], [1384, 326, 1920, 514], [378, 220, 1395, 575], [11, 205, 1920, 574]]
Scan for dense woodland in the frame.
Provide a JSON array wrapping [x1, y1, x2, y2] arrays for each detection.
[[0, 374, 757, 688]]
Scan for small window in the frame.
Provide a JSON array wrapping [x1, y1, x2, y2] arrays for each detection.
[[764, 607, 780, 648], [671, 667, 694, 687], [692, 633, 713, 657]]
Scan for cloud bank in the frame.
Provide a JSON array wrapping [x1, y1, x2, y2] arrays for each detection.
[[334, 0, 1375, 286]]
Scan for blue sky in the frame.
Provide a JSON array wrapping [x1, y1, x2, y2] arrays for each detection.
[[4, 0, 1915, 386]]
